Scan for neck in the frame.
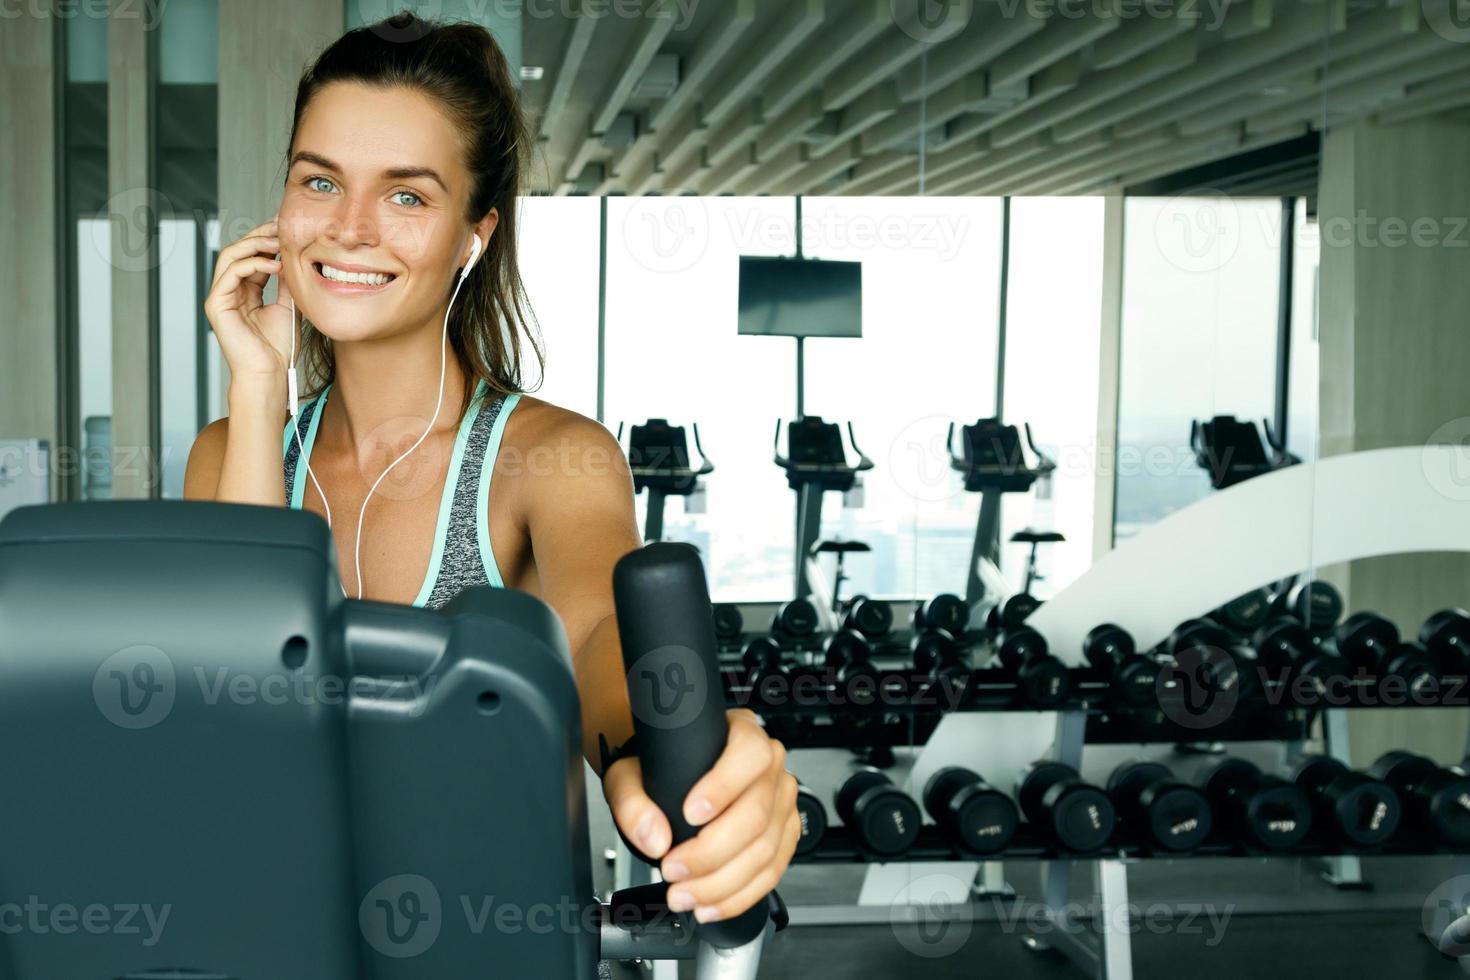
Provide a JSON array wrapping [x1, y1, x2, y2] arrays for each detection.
[[323, 308, 471, 451]]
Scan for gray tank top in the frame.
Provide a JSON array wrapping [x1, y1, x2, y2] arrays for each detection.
[[281, 378, 522, 608]]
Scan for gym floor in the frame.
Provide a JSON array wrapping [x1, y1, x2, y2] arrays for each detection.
[[586, 749, 1466, 979]]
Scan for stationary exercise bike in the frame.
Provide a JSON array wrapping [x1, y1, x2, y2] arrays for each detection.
[[0, 501, 783, 979]]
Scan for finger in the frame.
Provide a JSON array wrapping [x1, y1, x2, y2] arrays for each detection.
[[204, 255, 281, 319], [275, 253, 295, 310], [680, 713, 777, 828], [602, 757, 673, 860], [682, 813, 798, 924], [665, 801, 792, 913], [212, 233, 282, 287], [663, 763, 791, 881]]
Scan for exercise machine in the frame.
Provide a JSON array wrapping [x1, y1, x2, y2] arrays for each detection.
[[620, 418, 714, 543], [0, 501, 782, 979]]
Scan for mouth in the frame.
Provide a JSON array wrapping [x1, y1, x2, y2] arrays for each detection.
[[312, 261, 399, 293]]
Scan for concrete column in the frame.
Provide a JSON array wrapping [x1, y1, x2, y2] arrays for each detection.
[[1317, 116, 1470, 765], [1, 8, 60, 498], [1092, 194, 1124, 560]]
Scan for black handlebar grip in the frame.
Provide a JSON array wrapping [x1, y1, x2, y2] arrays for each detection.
[[613, 542, 770, 949]]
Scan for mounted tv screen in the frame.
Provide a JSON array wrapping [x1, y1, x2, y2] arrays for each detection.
[[737, 255, 862, 339]]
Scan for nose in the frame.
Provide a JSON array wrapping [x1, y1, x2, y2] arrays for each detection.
[[323, 193, 380, 250]]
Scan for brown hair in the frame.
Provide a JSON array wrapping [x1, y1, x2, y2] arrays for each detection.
[[284, 9, 542, 423]]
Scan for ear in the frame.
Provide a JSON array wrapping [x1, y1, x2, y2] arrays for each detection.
[[463, 209, 499, 267]]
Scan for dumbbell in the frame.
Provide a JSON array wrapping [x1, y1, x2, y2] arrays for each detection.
[[771, 597, 820, 642], [843, 594, 894, 641], [1420, 609, 1470, 678], [1368, 751, 1470, 847], [1016, 761, 1116, 852], [794, 783, 828, 858], [923, 767, 1019, 855], [1333, 613, 1437, 693], [1199, 758, 1313, 850], [986, 592, 1042, 632], [1252, 618, 1348, 697], [1270, 580, 1346, 635], [822, 629, 883, 707], [1083, 623, 1159, 708], [1168, 618, 1261, 702], [1211, 587, 1273, 636], [994, 626, 1071, 708], [1289, 755, 1402, 848], [741, 636, 786, 685], [912, 593, 969, 636], [835, 768, 921, 857], [712, 603, 744, 644], [1106, 761, 1213, 852]]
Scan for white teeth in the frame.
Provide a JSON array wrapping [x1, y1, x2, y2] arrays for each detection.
[[319, 263, 393, 285]]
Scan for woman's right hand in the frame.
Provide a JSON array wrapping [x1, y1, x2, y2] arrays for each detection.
[[204, 216, 296, 384]]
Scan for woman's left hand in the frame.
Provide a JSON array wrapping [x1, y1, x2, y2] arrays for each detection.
[[603, 708, 799, 922]]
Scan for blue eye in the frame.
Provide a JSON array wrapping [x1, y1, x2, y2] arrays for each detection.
[[306, 176, 336, 194], [392, 190, 423, 208]]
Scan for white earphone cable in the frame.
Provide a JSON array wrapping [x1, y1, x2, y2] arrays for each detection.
[[287, 248, 474, 601]]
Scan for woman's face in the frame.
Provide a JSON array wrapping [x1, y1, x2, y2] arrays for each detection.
[[279, 81, 493, 341]]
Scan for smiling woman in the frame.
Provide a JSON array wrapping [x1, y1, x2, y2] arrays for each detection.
[[181, 9, 799, 951]]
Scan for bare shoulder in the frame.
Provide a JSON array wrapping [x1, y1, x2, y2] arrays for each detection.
[[499, 394, 632, 500], [183, 416, 231, 500], [503, 394, 626, 462]]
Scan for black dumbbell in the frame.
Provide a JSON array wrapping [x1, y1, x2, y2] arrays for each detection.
[[835, 768, 921, 857], [911, 628, 959, 674], [741, 636, 785, 683], [1083, 623, 1159, 708], [913, 593, 969, 636], [923, 767, 1018, 855], [1420, 609, 1470, 678], [994, 626, 1070, 708], [1169, 618, 1261, 702], [822, 629, 881, 706], [794, 783, 828, 858], [1368, 751, 1470, 847], [1331, 613, 1438, 693], [1106, 761, 1213, 852], [986, 593, 1042, 632], [1289, 755, 1402, 848], [712, 603, 744, 644], [1270, 580, 1345, 635], [771, 597, 820, 641], [1016, 761, 1116, 852], [1252, 618, 1348, 698], [843, 594, 894, 640], [1199, 758, 1313, 850], [1211, 587, 1273, 636]]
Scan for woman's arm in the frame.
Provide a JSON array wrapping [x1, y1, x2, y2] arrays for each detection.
[[517, 409, 798, 923], [182, 379, 290, 505]]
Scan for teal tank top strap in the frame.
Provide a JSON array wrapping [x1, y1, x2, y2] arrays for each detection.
[[282, 383, 331, 508], [476, 392, 521, 588]]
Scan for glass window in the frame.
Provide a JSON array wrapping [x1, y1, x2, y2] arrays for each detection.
[[799, 196, 1004, 601], [603, 197, 798, 601], [516, 196, 601, 419], [1113, 196, 1284, 541], [1000, 197, 1106, 595]]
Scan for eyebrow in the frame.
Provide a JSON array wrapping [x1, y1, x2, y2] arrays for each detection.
[[290, 151, 448, 193]]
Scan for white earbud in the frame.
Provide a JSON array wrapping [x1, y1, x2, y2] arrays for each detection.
[[461, 232, 483, 281]]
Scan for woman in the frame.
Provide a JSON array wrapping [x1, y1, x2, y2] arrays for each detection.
[[184, 10, 797, 930]]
